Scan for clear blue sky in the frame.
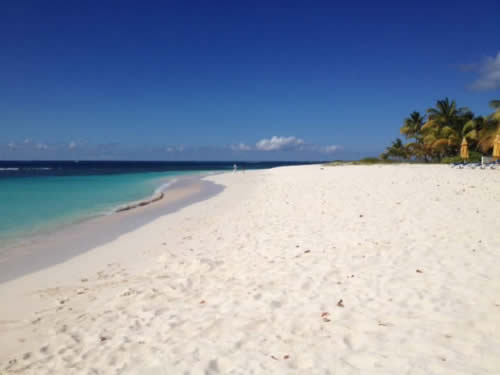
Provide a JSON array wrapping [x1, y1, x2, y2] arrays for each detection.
[[1, 0, 499, 160]]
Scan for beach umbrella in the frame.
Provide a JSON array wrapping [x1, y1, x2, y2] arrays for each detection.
[[460, 137, 469, 161], [493, 134, 500, 161]]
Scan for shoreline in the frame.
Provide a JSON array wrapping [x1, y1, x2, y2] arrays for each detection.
[[0, 174, 224, 283], [0, 171, 220, 250]]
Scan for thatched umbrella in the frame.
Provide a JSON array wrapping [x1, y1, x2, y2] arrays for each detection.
[[493, 134, 500, 161], [460, 137, 469, 162]]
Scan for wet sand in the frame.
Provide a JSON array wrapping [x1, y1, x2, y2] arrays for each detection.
[[0, 175, 223, 283]]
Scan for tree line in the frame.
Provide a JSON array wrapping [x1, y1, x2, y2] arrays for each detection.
[[381, 98, 500, 163]]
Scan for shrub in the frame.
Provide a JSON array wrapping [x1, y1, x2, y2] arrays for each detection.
[[358, 157, 381, 164], [354, 157, 399, 165], [441, 151, 482, 164]]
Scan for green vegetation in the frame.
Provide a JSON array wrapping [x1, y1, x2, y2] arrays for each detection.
[[441, 151, 482, 164], [381, 98, 500, 162], [353, 157, 398, 165], [324, 157, 398, 166], [356, 157, 383, 164]]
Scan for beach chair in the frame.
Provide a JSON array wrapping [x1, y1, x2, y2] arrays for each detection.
[[466, 162, 481, 169], [456, 162, 480, 169], [480, 161, 497, 169]]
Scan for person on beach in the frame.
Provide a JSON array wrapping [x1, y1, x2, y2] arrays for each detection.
[[233, 164, 237, 173]]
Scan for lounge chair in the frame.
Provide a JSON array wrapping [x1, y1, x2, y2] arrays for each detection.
[[480, 161, 498, 169], [457, 162, 480, 169], [466, 162, 481, 169]]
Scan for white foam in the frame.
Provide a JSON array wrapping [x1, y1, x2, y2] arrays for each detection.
[[0, 167, 52, 172], [153, 178, 177, 195]]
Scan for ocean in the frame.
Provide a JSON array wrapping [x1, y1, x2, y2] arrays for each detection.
[[0, 161, 312, 247]]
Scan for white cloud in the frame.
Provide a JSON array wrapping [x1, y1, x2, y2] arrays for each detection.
[[322, 145, 340, 153], [255, 136, 305, 151], [230, 143, 252, 151], [36, 143, 48, 150], [166, 145, 185, 152], [1, 137, 342, 160], [468, 51, 500, 91]]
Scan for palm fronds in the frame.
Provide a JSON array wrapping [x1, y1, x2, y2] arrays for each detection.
[[385, 98, 500, 162]]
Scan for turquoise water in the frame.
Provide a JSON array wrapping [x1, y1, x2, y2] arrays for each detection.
[[0, 171, 201, 246]]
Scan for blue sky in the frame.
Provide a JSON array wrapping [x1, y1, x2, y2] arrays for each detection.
[[1, 0, 499, 161]]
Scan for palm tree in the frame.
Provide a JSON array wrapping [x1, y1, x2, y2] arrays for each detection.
[[490, 100, 500, 110], [400, 111, 425, 141], [478, 100, 500, 152], [381, 138, 408, 160], [426, 97, 471, 124], [421, 98, 473, 160], [461, 116, 486, 148], [400, 111, 426, 161]]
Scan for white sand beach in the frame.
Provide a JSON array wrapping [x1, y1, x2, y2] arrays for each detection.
[[1, 164, 500, 374]]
